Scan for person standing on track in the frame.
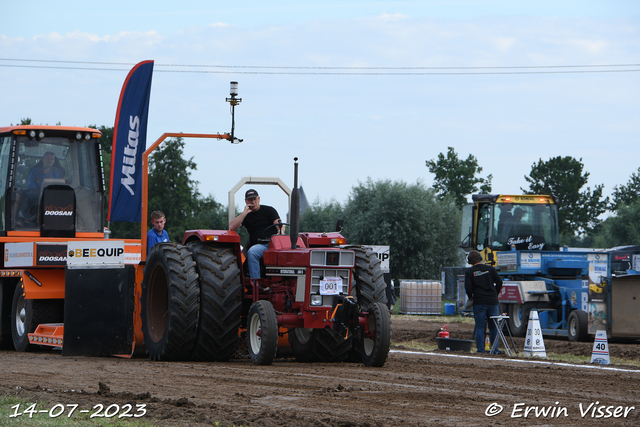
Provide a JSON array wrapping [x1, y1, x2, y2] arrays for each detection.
[[465, 250, 503, 354]]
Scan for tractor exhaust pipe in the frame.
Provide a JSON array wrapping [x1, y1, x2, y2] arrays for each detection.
[[290, 157, 300, 250]]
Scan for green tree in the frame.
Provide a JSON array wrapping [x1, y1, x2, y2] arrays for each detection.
[[611, 167, 640, 210], [99, 129, 227, 240], [299, 198, 345, 233], [591, 200, 640, 248], [342, 178, 462, 281], [426, 147, 492, 207], [522, 156, 608, 237], [148, 137, 208, 240]]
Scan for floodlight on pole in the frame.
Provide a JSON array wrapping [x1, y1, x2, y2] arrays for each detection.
[[225, 81, 242, 143]]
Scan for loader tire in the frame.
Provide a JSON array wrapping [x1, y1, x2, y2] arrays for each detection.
[[0, 282, 15, 349], [288, 328, 319, 363], [361, 302, 392, 367], [11, 284, 63, 352], [568, 309, 589, 342], [347, 247, 388, 363], [188, 242, 242, 362], [508, 303, 531, 337], [247, 301, 278, 365], [141, 243, 200, 361]]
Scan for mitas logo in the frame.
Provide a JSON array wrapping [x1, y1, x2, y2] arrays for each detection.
[[121, 115, 140, 196], [44, 204, 73, 216]]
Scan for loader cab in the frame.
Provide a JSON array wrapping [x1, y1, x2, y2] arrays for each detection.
[[460, 194, 560, 257], [0, 126, 104, 236]]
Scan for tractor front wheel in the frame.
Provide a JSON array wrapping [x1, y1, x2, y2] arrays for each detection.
[[247, 301, 278, 365], [361, 302, 391, 367]]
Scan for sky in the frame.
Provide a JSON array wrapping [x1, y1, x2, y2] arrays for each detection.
[[1, 1, 639, 221]]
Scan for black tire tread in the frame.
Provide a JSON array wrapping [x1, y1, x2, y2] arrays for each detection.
[[11, 283, 63, 352], [288, 328, 320, 363], [313, 328, 352, 363], [568, 309, 589, 342], [346, 247, 388, 363], [350, 247, 388, 309], [362, 302, 392, 367], [141, 243, 200, 361], [247, 301, 278, 365], [189, 242, 242, 362]]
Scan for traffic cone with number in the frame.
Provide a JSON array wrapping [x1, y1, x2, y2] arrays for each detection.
[[523, 310, 546, 357], [590, 330, 610, 365]]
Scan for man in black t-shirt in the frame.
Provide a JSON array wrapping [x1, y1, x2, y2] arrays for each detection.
[[229, 189, 283, 278], [465, 251, 503, 353]]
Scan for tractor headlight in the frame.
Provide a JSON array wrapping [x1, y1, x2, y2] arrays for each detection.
[[310, 295, 323, 306]]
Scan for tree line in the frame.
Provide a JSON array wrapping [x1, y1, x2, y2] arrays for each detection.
[[84, 127, 640, 281], [16, 120, 639, 282], [425, 146, 640, 248]]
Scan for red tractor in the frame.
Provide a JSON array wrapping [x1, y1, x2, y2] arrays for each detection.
[[141, 158, 391, 366]]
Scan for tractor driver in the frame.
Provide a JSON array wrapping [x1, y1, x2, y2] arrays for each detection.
[[229, 189, 284, 279]]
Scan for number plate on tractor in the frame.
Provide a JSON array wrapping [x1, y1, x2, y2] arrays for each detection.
[[319, 277, 342, 295]]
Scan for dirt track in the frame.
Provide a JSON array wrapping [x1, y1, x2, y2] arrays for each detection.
[[2, 316, 640, 426]]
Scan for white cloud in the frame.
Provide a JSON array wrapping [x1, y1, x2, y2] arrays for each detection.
[[492, 37, 516, 52], [568, 38, 607, 54], [376, 13, 410, 22]]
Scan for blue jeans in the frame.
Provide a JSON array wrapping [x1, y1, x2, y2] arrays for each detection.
[[247, 243, 268, 279], [473, 303, 499, 353]]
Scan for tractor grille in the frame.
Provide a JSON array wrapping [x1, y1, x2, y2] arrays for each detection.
[[310, 250, 355, 267], [310, 268, 351, 307]]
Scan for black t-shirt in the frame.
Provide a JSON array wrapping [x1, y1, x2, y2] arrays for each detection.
[[242, 205, 280, 247], [464, 264, 503, 306]]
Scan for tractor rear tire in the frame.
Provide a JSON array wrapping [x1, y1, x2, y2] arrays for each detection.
[[347, 247, 389, 363], [508, 303, 531, 337], [350, 247, 388, 309], [247, 301, 278, 365], [361, 302, 391, 367], [11, 284, 63, 352], [188, 243, 242, 362], [288, 328, 319, 362], [568, 309, 589, 342], [141, 243, 200, 361]]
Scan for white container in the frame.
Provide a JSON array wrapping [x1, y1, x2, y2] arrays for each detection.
[[399, 280, 442, 315]]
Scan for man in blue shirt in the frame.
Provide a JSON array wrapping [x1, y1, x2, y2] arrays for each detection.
[[147, 210, 170, 254]]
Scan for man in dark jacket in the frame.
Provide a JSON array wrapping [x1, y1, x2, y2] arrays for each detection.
[[465, 251, 503, 353]]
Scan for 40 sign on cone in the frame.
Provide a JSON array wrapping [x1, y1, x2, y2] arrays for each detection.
[[590, 330, 610, 365], [523, 310, 546, 358]]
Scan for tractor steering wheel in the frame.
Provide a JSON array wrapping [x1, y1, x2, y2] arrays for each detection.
[[257, 222, 290, 244]]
